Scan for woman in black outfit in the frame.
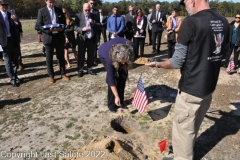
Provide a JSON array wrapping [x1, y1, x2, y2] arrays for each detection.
[[62, 8, 78, 69], [133, 7, 147, 58], [225, 13, 240, 71]]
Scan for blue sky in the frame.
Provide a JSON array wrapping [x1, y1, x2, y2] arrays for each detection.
[[103, 0, 239, 2]]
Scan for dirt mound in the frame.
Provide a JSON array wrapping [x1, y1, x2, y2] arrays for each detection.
[[134, 57, 151, 64], [68, 136, 147, 160]]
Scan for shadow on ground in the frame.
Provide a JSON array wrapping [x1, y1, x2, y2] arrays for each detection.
[[194, 108, 240, 160]]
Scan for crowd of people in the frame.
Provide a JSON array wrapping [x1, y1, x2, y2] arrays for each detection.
[[0, 0, 239, 159]]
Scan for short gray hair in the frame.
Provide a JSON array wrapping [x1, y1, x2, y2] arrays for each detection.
[[109, 43, 135, 70]]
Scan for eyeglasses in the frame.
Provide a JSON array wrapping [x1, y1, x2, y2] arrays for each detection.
[[85, 9, 90, 12], [90, 3, 94, 4], [1, 4, 8, 6], [235, 17, 240, 19]]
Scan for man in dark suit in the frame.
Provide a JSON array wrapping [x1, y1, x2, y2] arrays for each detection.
[[0, 0, 20, 87], [37, 0, 69, 83], [150, 3, 167, 54], [124, 5, 135, 41], [88, 0, 100, 66], [98, 9, 107, 43], [74, 3, 99, 77]]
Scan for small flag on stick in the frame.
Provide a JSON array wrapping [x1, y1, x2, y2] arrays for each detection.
[[226, 58, 235, 73], [158, 139, 167, 153], [132, 77, 148, 113]]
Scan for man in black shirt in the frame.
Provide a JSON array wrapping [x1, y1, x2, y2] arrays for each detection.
[[146, 0, 230, 159]]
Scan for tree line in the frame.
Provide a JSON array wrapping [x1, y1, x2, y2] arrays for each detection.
[[9, 0, 240, 18]]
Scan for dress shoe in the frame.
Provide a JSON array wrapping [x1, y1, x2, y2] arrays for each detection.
[[93, 60, 98, 66], [157, 50, 161, 54], [42, 51, 46, 57], [10, 79, 19, 87], [151, 50, 157, 54], [16, 77, 23, 83], [108, 105, 117, 113], [49, 78, 55, 83], [88, 70, 96, 75], [78, 71, 84, 77], [61, 75, 70, 81]]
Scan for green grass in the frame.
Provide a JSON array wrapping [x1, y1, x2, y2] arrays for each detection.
[[66, 122, 74, 129]]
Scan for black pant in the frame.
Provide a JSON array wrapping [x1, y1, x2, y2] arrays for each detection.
[[148, 29, 152, 45], [134, 37, 145, 57], [152, 31, 163, 52], [78, 37, 95, 71], [45, 35, 65, 78], [98, 28, 107, 43], [167, 40, 176, 59], [225, 44, 239, 68], [16, 43, 23, 66], [2, 37, 19, 80], [100, 57, 127, 108]]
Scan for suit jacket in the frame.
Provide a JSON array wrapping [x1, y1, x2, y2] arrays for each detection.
[[0, 11, 18, 47], [74, 12, 100, 42], [99, 15, 108, 29], [37, 6, 66, 45], [147, 13, 152, 30], [164, 16, 182, 42], [133, 16, 147, 36], [150, 10, 167, 32], [125, 12, 135, 32]]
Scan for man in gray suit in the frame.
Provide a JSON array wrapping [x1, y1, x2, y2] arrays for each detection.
[[147, 8, 153, 45], [0, 0, 20, 87], [74, 3, 99, 77], [37, 0, 69, 83], [124, 5, 135, 41]]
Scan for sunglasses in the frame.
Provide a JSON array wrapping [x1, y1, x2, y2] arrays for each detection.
[[1, 4, 8, 6], [235, 17, 240, 19], [90, 3, 94, 4]]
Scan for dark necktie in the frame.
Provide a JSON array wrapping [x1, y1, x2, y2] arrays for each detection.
[[115, 16, 117, 32]]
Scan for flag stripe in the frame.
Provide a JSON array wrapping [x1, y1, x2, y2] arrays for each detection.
[[132, 77, 148, 113]]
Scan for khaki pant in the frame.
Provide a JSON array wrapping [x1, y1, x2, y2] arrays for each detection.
[[172, 91, 212, 160]]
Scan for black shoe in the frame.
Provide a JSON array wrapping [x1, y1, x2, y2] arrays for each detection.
[[42, 52, 46, 57], [108, 106, 117, 113], [157, 50, 161, 54], [151, 50, 156, 54], [16, 77, 23, 83], [88, 70, 96, 75], [10, 79, 19, 87], [78, 71, 84, 77]]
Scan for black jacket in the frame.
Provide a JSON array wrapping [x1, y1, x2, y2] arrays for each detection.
[[229, 21, 240, 47], [133, 16, 147, 36]]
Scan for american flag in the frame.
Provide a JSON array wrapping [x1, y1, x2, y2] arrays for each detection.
[[132, 77, 148, 113], [226, 58, 235, 73]]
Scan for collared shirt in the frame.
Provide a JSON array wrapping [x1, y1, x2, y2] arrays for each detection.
[[100, 15, 103, 23], [47, 7, 56, 24], [156, 11, 161, 21], [0, 10, 11, 37], [107, 14, 124, 34]]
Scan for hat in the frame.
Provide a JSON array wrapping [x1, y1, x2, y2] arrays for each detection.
[[179, 0, 184, 5], [0, 0, 9, 5]]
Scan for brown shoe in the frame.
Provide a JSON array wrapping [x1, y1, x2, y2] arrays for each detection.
[[49, 78, 55, 83], [61, 75, 70, 81]]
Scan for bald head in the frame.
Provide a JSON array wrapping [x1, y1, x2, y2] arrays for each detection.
[[83, 3, 90, 15]]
